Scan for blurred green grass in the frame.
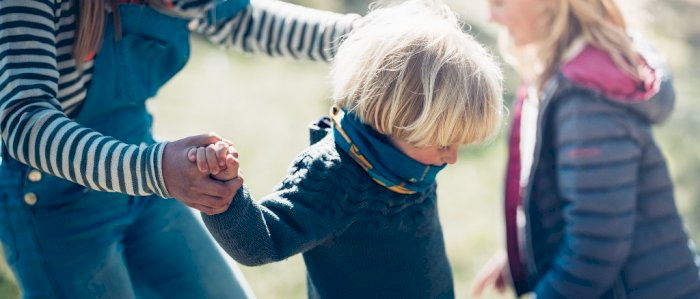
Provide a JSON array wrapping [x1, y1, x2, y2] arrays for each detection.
[[1, 1, 698, 298], [0, 249, 18, 298]]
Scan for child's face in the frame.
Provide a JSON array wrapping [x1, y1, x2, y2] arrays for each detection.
[[487, 0, 542, 46], [389, 137, 459, 166]]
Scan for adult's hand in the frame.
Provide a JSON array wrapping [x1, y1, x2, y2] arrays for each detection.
[[162, 133, 243, 215]]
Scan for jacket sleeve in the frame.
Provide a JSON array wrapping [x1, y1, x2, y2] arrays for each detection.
[[533, 95, 642, 298], [191, 0, 359, 61], [0, 0, 168, 197], [202, 151, 354, 266]]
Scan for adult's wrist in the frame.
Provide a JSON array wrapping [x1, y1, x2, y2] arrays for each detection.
[[151, 141, 172, 198]]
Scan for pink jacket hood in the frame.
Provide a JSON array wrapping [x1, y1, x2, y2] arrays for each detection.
[[560, 41, 675, 124]]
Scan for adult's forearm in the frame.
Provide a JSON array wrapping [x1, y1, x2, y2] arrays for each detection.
[[193, 0, 360, 61]]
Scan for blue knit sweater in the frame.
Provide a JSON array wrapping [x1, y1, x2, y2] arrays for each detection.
[[202, 128, 454, 298]]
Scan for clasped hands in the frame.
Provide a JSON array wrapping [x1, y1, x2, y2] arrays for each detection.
[[162, 133, 242, 215]]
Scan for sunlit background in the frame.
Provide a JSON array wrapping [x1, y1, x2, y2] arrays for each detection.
[[1, 0, 698, 298]]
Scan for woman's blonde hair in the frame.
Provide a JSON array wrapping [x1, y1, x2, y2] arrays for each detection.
[[73, 0, 177, 67], [331, 0, 504, 148], [504, 0, 641, 90]]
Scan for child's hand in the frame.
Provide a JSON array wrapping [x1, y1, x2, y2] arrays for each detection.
[[187, 141, 240, 181], [471, 250, 510, 297]]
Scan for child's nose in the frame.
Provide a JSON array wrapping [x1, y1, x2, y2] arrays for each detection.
[[443, 147, 458, 164]]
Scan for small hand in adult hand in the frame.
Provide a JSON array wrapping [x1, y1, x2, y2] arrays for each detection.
[[163, 133, 243, 215], [187, 141, 240, 181]]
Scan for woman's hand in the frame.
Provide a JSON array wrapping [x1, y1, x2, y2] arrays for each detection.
[[162, 133, 243, 215], [472, 249, 511, 298]]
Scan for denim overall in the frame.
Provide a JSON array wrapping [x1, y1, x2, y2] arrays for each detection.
[[0, 2, 251, 298]]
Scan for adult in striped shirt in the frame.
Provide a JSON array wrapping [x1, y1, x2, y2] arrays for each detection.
[[0, 0, 359, 298]]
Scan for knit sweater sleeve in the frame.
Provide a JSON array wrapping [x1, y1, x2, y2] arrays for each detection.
[[0, 0, 168, 197], [191, 0, 359, 61], [533, 94, 641, 298], [202, 148, 353, 266]]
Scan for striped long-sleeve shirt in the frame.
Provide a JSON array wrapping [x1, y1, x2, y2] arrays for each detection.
[[0, 0, 357, 198]]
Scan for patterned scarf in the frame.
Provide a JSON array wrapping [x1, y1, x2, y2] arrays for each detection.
[[331, 106, 446, 194]]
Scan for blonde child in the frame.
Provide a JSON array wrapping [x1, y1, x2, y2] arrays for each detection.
[[191, 0, 503, 297]]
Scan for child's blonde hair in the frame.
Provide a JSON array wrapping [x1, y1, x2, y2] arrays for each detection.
[[331, 0, 503, 148]]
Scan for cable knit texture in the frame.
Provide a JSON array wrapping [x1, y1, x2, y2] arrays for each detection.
[[203, 129, 454, 298]]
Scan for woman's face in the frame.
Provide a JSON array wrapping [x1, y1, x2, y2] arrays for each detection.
[[488, 0, 544, 46]]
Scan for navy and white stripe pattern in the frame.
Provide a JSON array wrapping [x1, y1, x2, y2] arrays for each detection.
[[1, 0, 355, 198], [194, 0, 358, 61]]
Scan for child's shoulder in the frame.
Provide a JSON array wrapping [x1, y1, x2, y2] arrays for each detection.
[[289, 135, 344, 176], [276, 135, 365, 198], [287, 134, 367, 182]]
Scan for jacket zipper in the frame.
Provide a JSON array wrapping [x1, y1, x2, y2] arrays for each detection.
[[522, 75, 563, 285]]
